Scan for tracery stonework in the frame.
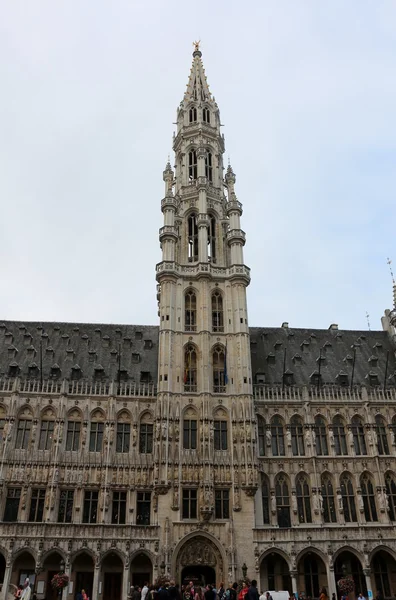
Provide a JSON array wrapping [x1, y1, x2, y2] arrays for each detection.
[[179, 538, 218, 568]]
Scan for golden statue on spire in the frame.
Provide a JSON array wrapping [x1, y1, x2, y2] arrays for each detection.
[[193, 40, 201, 52]]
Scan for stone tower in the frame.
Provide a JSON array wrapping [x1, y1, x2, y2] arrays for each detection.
[[156, 45, 258, 583]]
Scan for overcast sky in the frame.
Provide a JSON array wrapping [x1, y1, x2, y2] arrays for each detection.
[[1, 1, 395, 330]]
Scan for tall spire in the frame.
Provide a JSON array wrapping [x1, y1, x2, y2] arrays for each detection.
[[184, 42, 213, 103]]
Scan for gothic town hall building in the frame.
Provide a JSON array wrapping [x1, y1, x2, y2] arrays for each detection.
[[1, 46, 396, 600]]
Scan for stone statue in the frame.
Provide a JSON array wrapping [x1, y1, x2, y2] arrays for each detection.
[[286, 429, 292, 446], [132, 425, 137, 446], [266, 429, 272, 446], [357, 493, 364, 512], [81, 425, 87, 446], [312, 493, 320, 512], [311, 428, 316, 446], [337, 491, 343, 511], [319, 492, 323, 513], [329, 429, 335, 446], [291, 493, 298, 513], [271, 493, 277, 514], [347, 429, 354, 447], [305, 429, 311, 446]]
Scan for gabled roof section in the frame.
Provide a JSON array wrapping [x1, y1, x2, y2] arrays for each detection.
[[184, 45, 213, 104]]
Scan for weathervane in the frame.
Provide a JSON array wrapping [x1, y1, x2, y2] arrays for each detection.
[[193, 40, 201, 52]]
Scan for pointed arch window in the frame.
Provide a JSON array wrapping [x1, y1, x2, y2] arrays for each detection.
[[351, 416, 367, 455], [213, 345, 226, 393], [258, 416, 265, 457], [203, 107, 210, 123], [188, 213, 198, 262], [304, 557, 320, 599], [290, 416, 305, 456], [340, 473, 357, 522], [361, 473, 378, 522], [321, 473, 337, 523], [275, 473, 291, 528], [15, 418, 32, 450], [185, 290, 197, 332], [184, 344, 197, 392], [188, 150, 197, 180], [261, 475, 270, 524], [189, 106, 197, 123], [205, 152, 213, 182], [212, 290, 223, 332], [376, 415, 390, 455], [385, 473, 396, 521], [314, 416, 329, 455], [296, 473, 312, 523], [372, 555, 391, 598], [208, 216, 216, 263], [271, 416, 285, 457], [333, 416, 348, 456], [38, 419, 54, 451]]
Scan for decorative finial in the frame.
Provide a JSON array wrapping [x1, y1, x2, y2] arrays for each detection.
[[193, 40, 201, 52], [366, 312, 371, 331]]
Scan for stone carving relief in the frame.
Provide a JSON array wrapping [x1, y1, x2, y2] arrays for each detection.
[[179, 539, 218, 567]]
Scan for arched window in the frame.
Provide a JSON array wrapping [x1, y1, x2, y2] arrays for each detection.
[[65, 411, 82, 451], [211, 290, 223, 332], [205, 152, 213, 182], [376, 415, 390, 455], [188, 150, 197, 180], [385, 473, 396, 521], [189, 106, 197, 123], [271, 416, 285, 457], [208, 216, 216, 263], [304, 556, 320, 599], [188, 213, 198, 262], [340, 473, 357, 522], [290, 416, 305, 456], [258, 416, 265, 457], [184, 344, 197, 392], [139, 412, 153, 454], [261, 475, 270, 524], [185, 290, 197, 332], [333, 416, 348, 456], [372, 554, 392, 598], [361, 473, 378, 522], [183, 411, 197, 450], [296, 473, 312, 523], [38, 418, 54, 451], [212, 345, 226, 393], [203, 107, 210, 123], [89, 411, 104, 452], [315, 416, 329, 456], [275, 473, 291, 528], [352, 416, 367, 455], [15, 416, 32, 450], [321, 473, 337, 523]]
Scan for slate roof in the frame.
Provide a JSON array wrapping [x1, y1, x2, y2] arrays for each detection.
[[250, 326, 396, 388], [0, 320, 395, 388]]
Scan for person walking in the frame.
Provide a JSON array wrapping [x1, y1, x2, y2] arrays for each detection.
[[246, 580, 259, 600]]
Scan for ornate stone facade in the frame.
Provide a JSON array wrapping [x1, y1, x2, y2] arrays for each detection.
[[0, 45, 395, 600]]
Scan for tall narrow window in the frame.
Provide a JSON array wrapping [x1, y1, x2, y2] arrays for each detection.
[[213, 345, 226, 393], [376, 415, 390, 455], [112, 491, 127, 524], [208, 216, 216, 262], [203, 107, 210, 123], [184, 344, 197, 392], [183, 419, 197, 449], [304, 557, 320, 599], [189, 106, 197, 123], [58, 490, 74, 523], [182, 489, 197, 519], [275, 474, 291, 528], [340, 474, 357, 522], [116, 423, 130, 453], [315, 416, 329, 456], [28, 488, 46, 522], [296, 474, 312, 523], [136, 491, 151, 525], [65, 420, 81, 451], [214, 420, 228, 450], [3, 488, 21, 522], [83, 490, 98, 523], [215, 489, 229, 519], [38, 420, 54, 451], [205, 152, 213, 182], [89, 422, 104, 452], [333, 416, 348, 456], [291, 416, 305, 456], [271, 416, 285, 456], [15, 418, 32, 450], [185, 290, 197, 332], [212, 291, 223, 332], [261, 476, 270, 524], [352, 416, 367, 455], [188, 150, 197, 180], [321, 474, 337, 523], [385, 473, 396, 521], [361, 473, 378, 522], [139, 423, 153, 454], [372, 555, 391, 598], [188, 214, 198, 261], [258, 416, 266, 457]]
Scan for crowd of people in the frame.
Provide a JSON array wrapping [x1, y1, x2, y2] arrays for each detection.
[[128, 579, 260, 600]]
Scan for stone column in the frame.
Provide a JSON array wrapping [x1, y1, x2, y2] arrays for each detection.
[[363, 569, 373, 599], [122, 566, 130, 600], [92, 565, 100, 600], [327, 567, 337, 599], [1, 560, 12, 600], [62, 562, 71, 600], [290, 570, 298, 598]]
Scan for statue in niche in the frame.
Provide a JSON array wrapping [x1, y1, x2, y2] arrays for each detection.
[[266, 429, 272, 446]]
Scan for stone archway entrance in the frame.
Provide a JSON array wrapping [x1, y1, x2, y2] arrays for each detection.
[[175, 536, 224, 587]]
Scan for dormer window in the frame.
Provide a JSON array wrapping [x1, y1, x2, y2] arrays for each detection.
[[256, 373, 265, 384], [132, 353, 140, 363], [144, 339, 153, 350], [135, 331, 143, 340], [71, 365, 82, 381], [310, 372, 322, 386], [140, 371, 151, 384], [368, 372, 380, 387], [267, 353, 275, 364], [337, 371, 349, 387], [283, 370, 294, 386], [368, 355, 378, 367], [28, 363, 39, 379], [50, 364, 61, 379], [8, 362, 19, 378], [94, 365, 105, 380], [189, 106, 197, 123], [203, 107, 210, 123], [292, 353, 302, 364], [118, 368, 128, 382]]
